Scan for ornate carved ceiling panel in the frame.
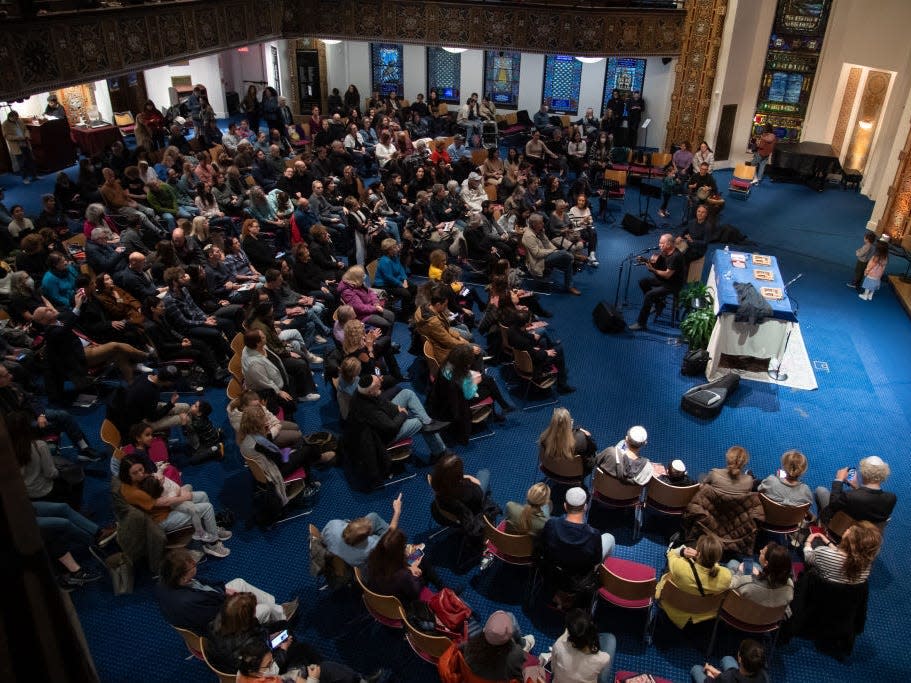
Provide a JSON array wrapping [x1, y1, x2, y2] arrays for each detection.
[[283, 0, 684, 55], [0, 0, 283, 101]]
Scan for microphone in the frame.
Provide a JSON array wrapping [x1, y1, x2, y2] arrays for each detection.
[[783, 273, 803, 289], [637, 246, 656, 255]]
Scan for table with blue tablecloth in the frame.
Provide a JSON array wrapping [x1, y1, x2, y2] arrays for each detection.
[[704, 250, 797, 380]]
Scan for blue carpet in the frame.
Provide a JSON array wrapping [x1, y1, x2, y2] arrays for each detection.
[[6, 163, 911, 682]]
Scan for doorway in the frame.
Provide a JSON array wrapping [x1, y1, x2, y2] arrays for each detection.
[[296, 49, 321, 114], [107, 72, 148, 115]]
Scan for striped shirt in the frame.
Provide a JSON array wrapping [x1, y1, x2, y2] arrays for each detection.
[[803, 543, 870, 584]]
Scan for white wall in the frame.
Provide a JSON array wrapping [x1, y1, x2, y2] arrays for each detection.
[[708, 0, 776, 167], [801, 0, 911, 214], [143, 55, 227, 117], [9, 79, 113, 122]]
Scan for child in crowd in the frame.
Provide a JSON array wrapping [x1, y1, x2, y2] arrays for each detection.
[[660, 459, 696, 487], [848, 231, 876, 290], [184, 400, 225, 463], [859, 240, 889, 301], [138, 474, 217, 543], [658, 166, 679, 219]]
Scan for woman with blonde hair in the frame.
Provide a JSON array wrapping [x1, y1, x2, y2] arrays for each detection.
[[341, 318, 402, 387], [227, 389, 301, 448], [804, 521, 882, 584], [759, 449, 813, 507], [704, 445, 754, 494], [505, 482, 551, 535], [338, 264, 394, 332], [539, 407, 597, 474], [657, 532, 732, 628]]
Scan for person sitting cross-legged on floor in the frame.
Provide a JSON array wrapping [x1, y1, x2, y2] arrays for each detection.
[[538, 487, 615, 610], [155, 548, 296, 635], [691, 638, 769, 683]]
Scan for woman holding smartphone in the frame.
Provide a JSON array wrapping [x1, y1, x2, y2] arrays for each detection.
[[758, 449, 813, 508], [727, 542, 794, 608]]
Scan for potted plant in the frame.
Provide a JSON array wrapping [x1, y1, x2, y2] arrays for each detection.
[[680, 306, 715, 350], [679, 281, 714, 314]]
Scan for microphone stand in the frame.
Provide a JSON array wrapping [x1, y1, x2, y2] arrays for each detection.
[[614, 248, 654, 307]]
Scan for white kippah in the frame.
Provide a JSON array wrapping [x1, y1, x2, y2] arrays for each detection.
[[565, 487, 587, 507], [864, 455, 884, 466], [627, 425, 648, 446], [671, 459, 686, 473]]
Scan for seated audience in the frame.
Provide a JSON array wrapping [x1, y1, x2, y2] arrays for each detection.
[[596, 425, 664, 485], [816, 455, 896, 525], [691, 638, 768, 683], [703, 445, 754, 494], [727, 542, 794, 608], [455, 610, 537, 683], [758, 449, 814, 508], [321, 493, 403, 568], [659, 459, 696, 487], [548, 608, 616, 683], [803, 521, 882, 585], [656, 533, 732, 628], [505, 482, 552, 535], [538, 407, 597, 475]]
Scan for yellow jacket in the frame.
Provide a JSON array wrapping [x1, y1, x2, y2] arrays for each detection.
[[655, 547, 731, 628]]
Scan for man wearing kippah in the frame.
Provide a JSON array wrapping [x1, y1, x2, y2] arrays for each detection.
[[538, 487, 615, 609]]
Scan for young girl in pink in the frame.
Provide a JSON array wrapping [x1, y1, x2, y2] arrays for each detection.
[[860, 241, 889, 300]]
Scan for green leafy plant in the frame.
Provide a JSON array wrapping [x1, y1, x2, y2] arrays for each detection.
[[680, 306, 716, 349], [679, 281, 714, 313]]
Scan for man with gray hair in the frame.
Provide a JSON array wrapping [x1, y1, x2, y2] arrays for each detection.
[[817, 456, 896, 525], [521, 212, 579, 295], [86, 226, 127, 274]]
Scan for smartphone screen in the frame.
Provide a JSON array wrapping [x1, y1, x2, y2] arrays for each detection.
[[846, 467, 857, 482], [407, 548, 424, 565], [270, 629, 289, 649], [742, 558, 753, 575]]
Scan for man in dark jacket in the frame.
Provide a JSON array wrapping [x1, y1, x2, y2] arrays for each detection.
[[86, 227, 127, 274], [121, 370, 191, 434], [155, 548, 291, 633], [116, 252, 160, 301]]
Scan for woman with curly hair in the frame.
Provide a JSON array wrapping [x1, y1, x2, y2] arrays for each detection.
[[804, 521, 882, 585]]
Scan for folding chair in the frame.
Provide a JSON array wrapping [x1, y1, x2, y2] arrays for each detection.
[[242, 455, 312, 524], [593, 556, 658, 638], [646, 578, 727, 645], [353, 566, 405, 629], [707, 591, 788, 659], [639, 478, 701, 539], [512, 349, 558, 411], [170, 625, 203, 660], [592, 468, 645, 534], [757, 494, 810, 546], [199, 637, 236, 683]]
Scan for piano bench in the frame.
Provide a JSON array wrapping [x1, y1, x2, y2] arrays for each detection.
[[842, 168, 863, 192]]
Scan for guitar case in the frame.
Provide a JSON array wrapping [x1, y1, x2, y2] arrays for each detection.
[[680, 373, 740, 419]]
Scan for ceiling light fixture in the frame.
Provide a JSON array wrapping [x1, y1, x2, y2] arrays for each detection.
[[442, 47, 468, 54], [858, 119, 873, 130], [575, 56, 604, 64], [322, 39, 341, 46]]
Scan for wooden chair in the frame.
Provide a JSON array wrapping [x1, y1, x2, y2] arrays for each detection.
[[640, 478, 701, 538], [595, 557, 658, 636], [484, 184, 498, 201], [171, 625, 203, 660], [100, 419, 122, 449], [227, 354, 243, 382], [400, 605, 453, 664], [729, 163, 756, 200], [650, 151, 673, 171], [353, 566, 405, 628], [365, 259, 379, 286], [512, 348, 558, 411], [758, 494, 810, 537], [199, 637, 235, 683], [309, 523, 352, 587], [423, 339, 440, 381], [242, 454, 310, 523], [482, 517, 535, 567], [226, 377, 243, 401], [165, 525, 195, 549], [823, 510, 889, 541], [230, 332, 245, 356], [592, 467, 644, 509], [539, 453, 585, 487], [497, 323, 515, 364], [64, 233, 86, 249], [647, 579, 727, 645], [707, 590, 789, 658], [113, 111, 136, 136]]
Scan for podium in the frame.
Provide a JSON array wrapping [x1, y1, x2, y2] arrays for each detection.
[[27, 118, 77, 174]]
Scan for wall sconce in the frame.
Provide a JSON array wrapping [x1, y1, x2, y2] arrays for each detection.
[[442, 47, 467, 54], [858, 119, 873, 130], [321, 40, 341, 46], [575, 57, 605, 64]]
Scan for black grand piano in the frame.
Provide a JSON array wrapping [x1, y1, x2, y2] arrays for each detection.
[[768, 141, 842, 191]]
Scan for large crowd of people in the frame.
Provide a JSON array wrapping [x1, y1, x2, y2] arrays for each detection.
[[2, 83, 893, 682]]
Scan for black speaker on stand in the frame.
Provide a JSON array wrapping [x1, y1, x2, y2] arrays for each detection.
[[621, 213, 650, 236]]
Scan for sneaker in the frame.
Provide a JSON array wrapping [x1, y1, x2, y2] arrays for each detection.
[[134, 363, 155, 374], [306, 352, 324, 364], [216, 527, 232, 541], [421, 419, 451, 434], [59, 568, 101, 589], [302, 483, 322, 498], [628, 322, 646, 331], [77, 447, 103, 462], [314, 334, 328, 345], [521, 634, 536, 652], [751, 178, 760, 185], [299, 392, 321, 402], [479, 554, 494, 571], [193, 530, 219, 543], [281, 597, 299, 620], [203, 541, 230, 558], [589, 258, 599, 267]]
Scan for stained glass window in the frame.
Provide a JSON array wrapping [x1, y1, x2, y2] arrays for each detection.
[[602, 58, 647, 114], [427, 48, 462, 104], [370, 43, 404, 97], [483, 50, 521, 110], [542, 55, 583, 115]]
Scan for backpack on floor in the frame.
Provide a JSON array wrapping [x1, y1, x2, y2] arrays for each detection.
[[680, 373, 739, 419]]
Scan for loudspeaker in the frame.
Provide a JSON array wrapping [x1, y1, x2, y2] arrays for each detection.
[[662, 57, 673, 66], [621, 213, 649, 236], [592, 301, 626, 333]]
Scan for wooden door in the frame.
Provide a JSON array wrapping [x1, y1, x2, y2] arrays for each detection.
[[714, 104, 737, 162], [107, 72, 149, 115], [296, 50, 322, 115]]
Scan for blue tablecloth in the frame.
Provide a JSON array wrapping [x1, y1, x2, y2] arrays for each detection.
[[712, 250, 797, 322]]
